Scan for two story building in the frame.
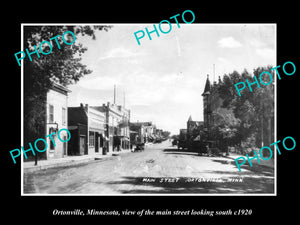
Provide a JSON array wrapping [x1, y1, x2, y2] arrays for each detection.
[[101, 102, 130, 153], [45, 83, 71, 159], [68, 104, 106, 156]]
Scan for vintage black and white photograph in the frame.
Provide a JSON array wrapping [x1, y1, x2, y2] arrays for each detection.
[[22, 23, 276, 195]]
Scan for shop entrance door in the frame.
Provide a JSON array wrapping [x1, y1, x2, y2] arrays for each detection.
[[80, 136, 86, 155], [95, 132, 99, 153]]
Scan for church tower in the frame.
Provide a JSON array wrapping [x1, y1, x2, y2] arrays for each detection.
[[202, 74, 211, 132], [187, 115, 193, 135]]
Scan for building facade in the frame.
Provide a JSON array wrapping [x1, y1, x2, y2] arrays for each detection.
[[187, 116, 204, 142], [88, 106, 106, 155], [202, 75, 223, 139], [98, 102, 130, 153], [129, 121, 156, 144], [201, 74, 274, 156], [68, 104, 106, 156], [45, 83, 70, 159]]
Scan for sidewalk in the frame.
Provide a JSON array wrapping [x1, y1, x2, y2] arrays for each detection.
[[23, 149, 132, 173], [226, 152, 275, 169]]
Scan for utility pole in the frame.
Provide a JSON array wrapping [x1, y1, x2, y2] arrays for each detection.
[[213, 64, 215, 83], [113, 84, 116, 104], [261, 102, 264, 147], [123, 91, 125, 108]]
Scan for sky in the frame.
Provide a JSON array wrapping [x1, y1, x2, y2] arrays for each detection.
[[67, 24, 276, 135]]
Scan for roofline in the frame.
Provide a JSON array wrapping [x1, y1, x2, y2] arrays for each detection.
[[51, 82, 71, 95]]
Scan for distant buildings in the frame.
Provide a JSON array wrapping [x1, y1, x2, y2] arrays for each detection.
[[100, 102, 131, 153], [129, 121, 166, 145], [187, 116, 204, 143], [176, 74, 222, 150]]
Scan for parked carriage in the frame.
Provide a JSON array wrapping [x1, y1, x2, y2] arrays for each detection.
[[177, 129, 188, 150], [129, 131, 145, 152], [177, 129, 226, 156], [172, 139, 177, 146]]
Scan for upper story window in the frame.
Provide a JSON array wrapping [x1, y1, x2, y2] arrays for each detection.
[[62, 107, 66, 125], [49, 104, 54, 123]]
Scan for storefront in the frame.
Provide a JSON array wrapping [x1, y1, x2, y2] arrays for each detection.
[[45, 83, 70, 159]]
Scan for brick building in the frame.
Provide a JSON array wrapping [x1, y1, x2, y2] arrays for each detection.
[[201, 75, 224, 139], [68, 104, 106, 156], [201, 74, 274, 156]]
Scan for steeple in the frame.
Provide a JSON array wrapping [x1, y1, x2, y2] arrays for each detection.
[[188, 115, 193, 121], [202, 74, 211, 96]]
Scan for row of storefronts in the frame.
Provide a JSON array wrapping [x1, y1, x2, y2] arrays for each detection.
[[67, 102, 131, 157], [29, 83, 164, 161]]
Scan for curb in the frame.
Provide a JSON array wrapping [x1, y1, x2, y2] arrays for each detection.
[[23, 157, 95, 173], [23, 150, 132, 173]]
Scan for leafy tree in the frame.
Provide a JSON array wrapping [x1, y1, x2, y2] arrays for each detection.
[[211, 66, 274, 154], [251, 66, 275, 148], [24, 25, 111, 161], [210, 108, 240, 152]]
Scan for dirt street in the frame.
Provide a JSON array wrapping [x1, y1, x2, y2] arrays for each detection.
[[23, 141, 274, 194]]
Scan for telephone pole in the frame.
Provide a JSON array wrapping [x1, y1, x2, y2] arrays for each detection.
[[113, 84, 116, 104]]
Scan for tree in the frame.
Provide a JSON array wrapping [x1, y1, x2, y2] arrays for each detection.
[[210, 108, 240, 152], [24, 25, 111, 161], [251, 66, 275, 148], [213, 66, 274, 154]]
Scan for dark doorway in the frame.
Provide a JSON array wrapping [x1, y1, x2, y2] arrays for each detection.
[[80, 136, 86, 155], [95, 132, 99, 153]]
